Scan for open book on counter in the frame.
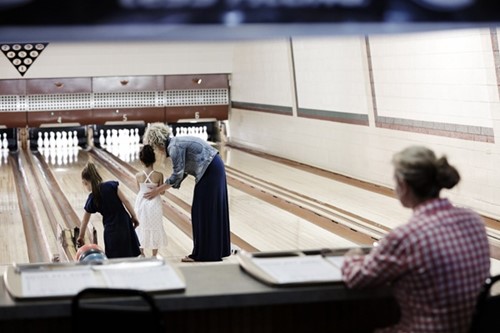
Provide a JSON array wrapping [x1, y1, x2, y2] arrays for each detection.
[[3, 257, 186, 300], [237, 247, 371, 286]]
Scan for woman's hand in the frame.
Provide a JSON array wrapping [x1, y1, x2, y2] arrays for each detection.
[[143, 187, 158, 200], [76, 236, 84, 247], [131, 217, 139, 228]]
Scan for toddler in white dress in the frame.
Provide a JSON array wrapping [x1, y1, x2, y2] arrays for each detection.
[[134, 144, 168, 257]]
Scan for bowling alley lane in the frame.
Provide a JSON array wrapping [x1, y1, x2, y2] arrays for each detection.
[[117, 143, 359, 252], [123, 141, 500, 273], [6, 135, 500, 273], [223, 146, 412, 230], [0, 151, 29, 264], [220, 146, 500, 274], [38, 145, 194, 261]]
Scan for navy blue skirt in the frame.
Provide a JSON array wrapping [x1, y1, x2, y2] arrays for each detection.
[[190, 154, 231, 261]]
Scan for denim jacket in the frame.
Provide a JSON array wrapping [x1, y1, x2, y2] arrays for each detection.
[[164, 136, 218, 189]]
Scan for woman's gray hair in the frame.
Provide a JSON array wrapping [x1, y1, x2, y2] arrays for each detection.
[[142, 122, 171, 150], [392, 146, 460, 199]]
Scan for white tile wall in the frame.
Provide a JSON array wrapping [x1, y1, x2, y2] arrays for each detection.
[[371, 29, 496, 127], [293, 36, 370, 115], [230, 29, 500, 219], [230, 39, 294, 107]]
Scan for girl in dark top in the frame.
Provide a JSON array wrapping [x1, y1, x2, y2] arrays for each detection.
[[76, 162, 141, 259]]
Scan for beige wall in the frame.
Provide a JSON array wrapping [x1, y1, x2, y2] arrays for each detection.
[[229, 28, 500, 220]]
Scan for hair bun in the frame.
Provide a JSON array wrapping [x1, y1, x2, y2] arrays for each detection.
[[436, 157, 460, 189]]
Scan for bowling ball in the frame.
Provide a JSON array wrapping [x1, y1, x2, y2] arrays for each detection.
[[76, 243, 107, 263], [80, 252, 107, 263]]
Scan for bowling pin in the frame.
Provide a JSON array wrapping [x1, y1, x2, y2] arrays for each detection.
[[37, 132, 43, 149], [73, 130, 78, 147], [49, 131, 55, 149], [2, 133, 8, 150], [105, 129, 112, 146], [134, 128, 139, 144], [99, 129, 105, 147], [202, 126, 208, 141], [67, 131, 73, 146], [43, 132, 49, 148]]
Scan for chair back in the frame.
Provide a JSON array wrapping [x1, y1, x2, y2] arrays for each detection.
[[469, 274, 500, 333], [72, 288, 165, 333]]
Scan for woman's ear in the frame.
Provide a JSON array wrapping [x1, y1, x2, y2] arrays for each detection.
[[397, 177, 417, 208], [395, 175, 408, 206]]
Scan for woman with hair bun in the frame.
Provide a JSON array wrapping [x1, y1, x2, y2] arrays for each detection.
[[342, 146, 490, 333], [77, 162, 141, 259]]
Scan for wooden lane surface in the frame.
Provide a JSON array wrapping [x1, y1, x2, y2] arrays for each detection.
[[0, 146, 191, 265], [223, 146, 412, 230], [99, 146, 359, 252], [90, 148, 259, 253], [0, 151, 29, 264], [88, 145, 357, 254], [0, 140, 403, 265], [87, 147, 199, 258], [232, 144, 500, 230], [227, 145, 500, 232], [59, 148, 195, 261], [30, 151, 80, 231], [226, 168, 382, 244], [3, 139, 499, 274], [28, 148, 99, 261], [10, 150, 62, 263], [92, 150, 354, 251], [100, 142, 500, 273], [2, 148, 93, 264]]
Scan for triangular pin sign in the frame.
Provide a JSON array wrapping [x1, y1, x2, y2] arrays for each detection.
[[1, 42, 49, 77]]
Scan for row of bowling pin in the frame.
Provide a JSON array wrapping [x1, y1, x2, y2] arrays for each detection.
[[99, 128, 140, 147], [174, 126, 208, 141], [37, 131, 79, 149]]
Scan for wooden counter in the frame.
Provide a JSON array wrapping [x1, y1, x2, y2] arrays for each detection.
[[0, 262, 399, 333]]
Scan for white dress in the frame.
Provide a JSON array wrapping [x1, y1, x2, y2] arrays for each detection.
[[134, 170, 168, 249]]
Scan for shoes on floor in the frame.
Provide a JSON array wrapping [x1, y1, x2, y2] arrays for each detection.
[[181, 256, 195, 263]]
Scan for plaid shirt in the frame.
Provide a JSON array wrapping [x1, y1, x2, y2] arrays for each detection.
[[342, 198, 490, 333]]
